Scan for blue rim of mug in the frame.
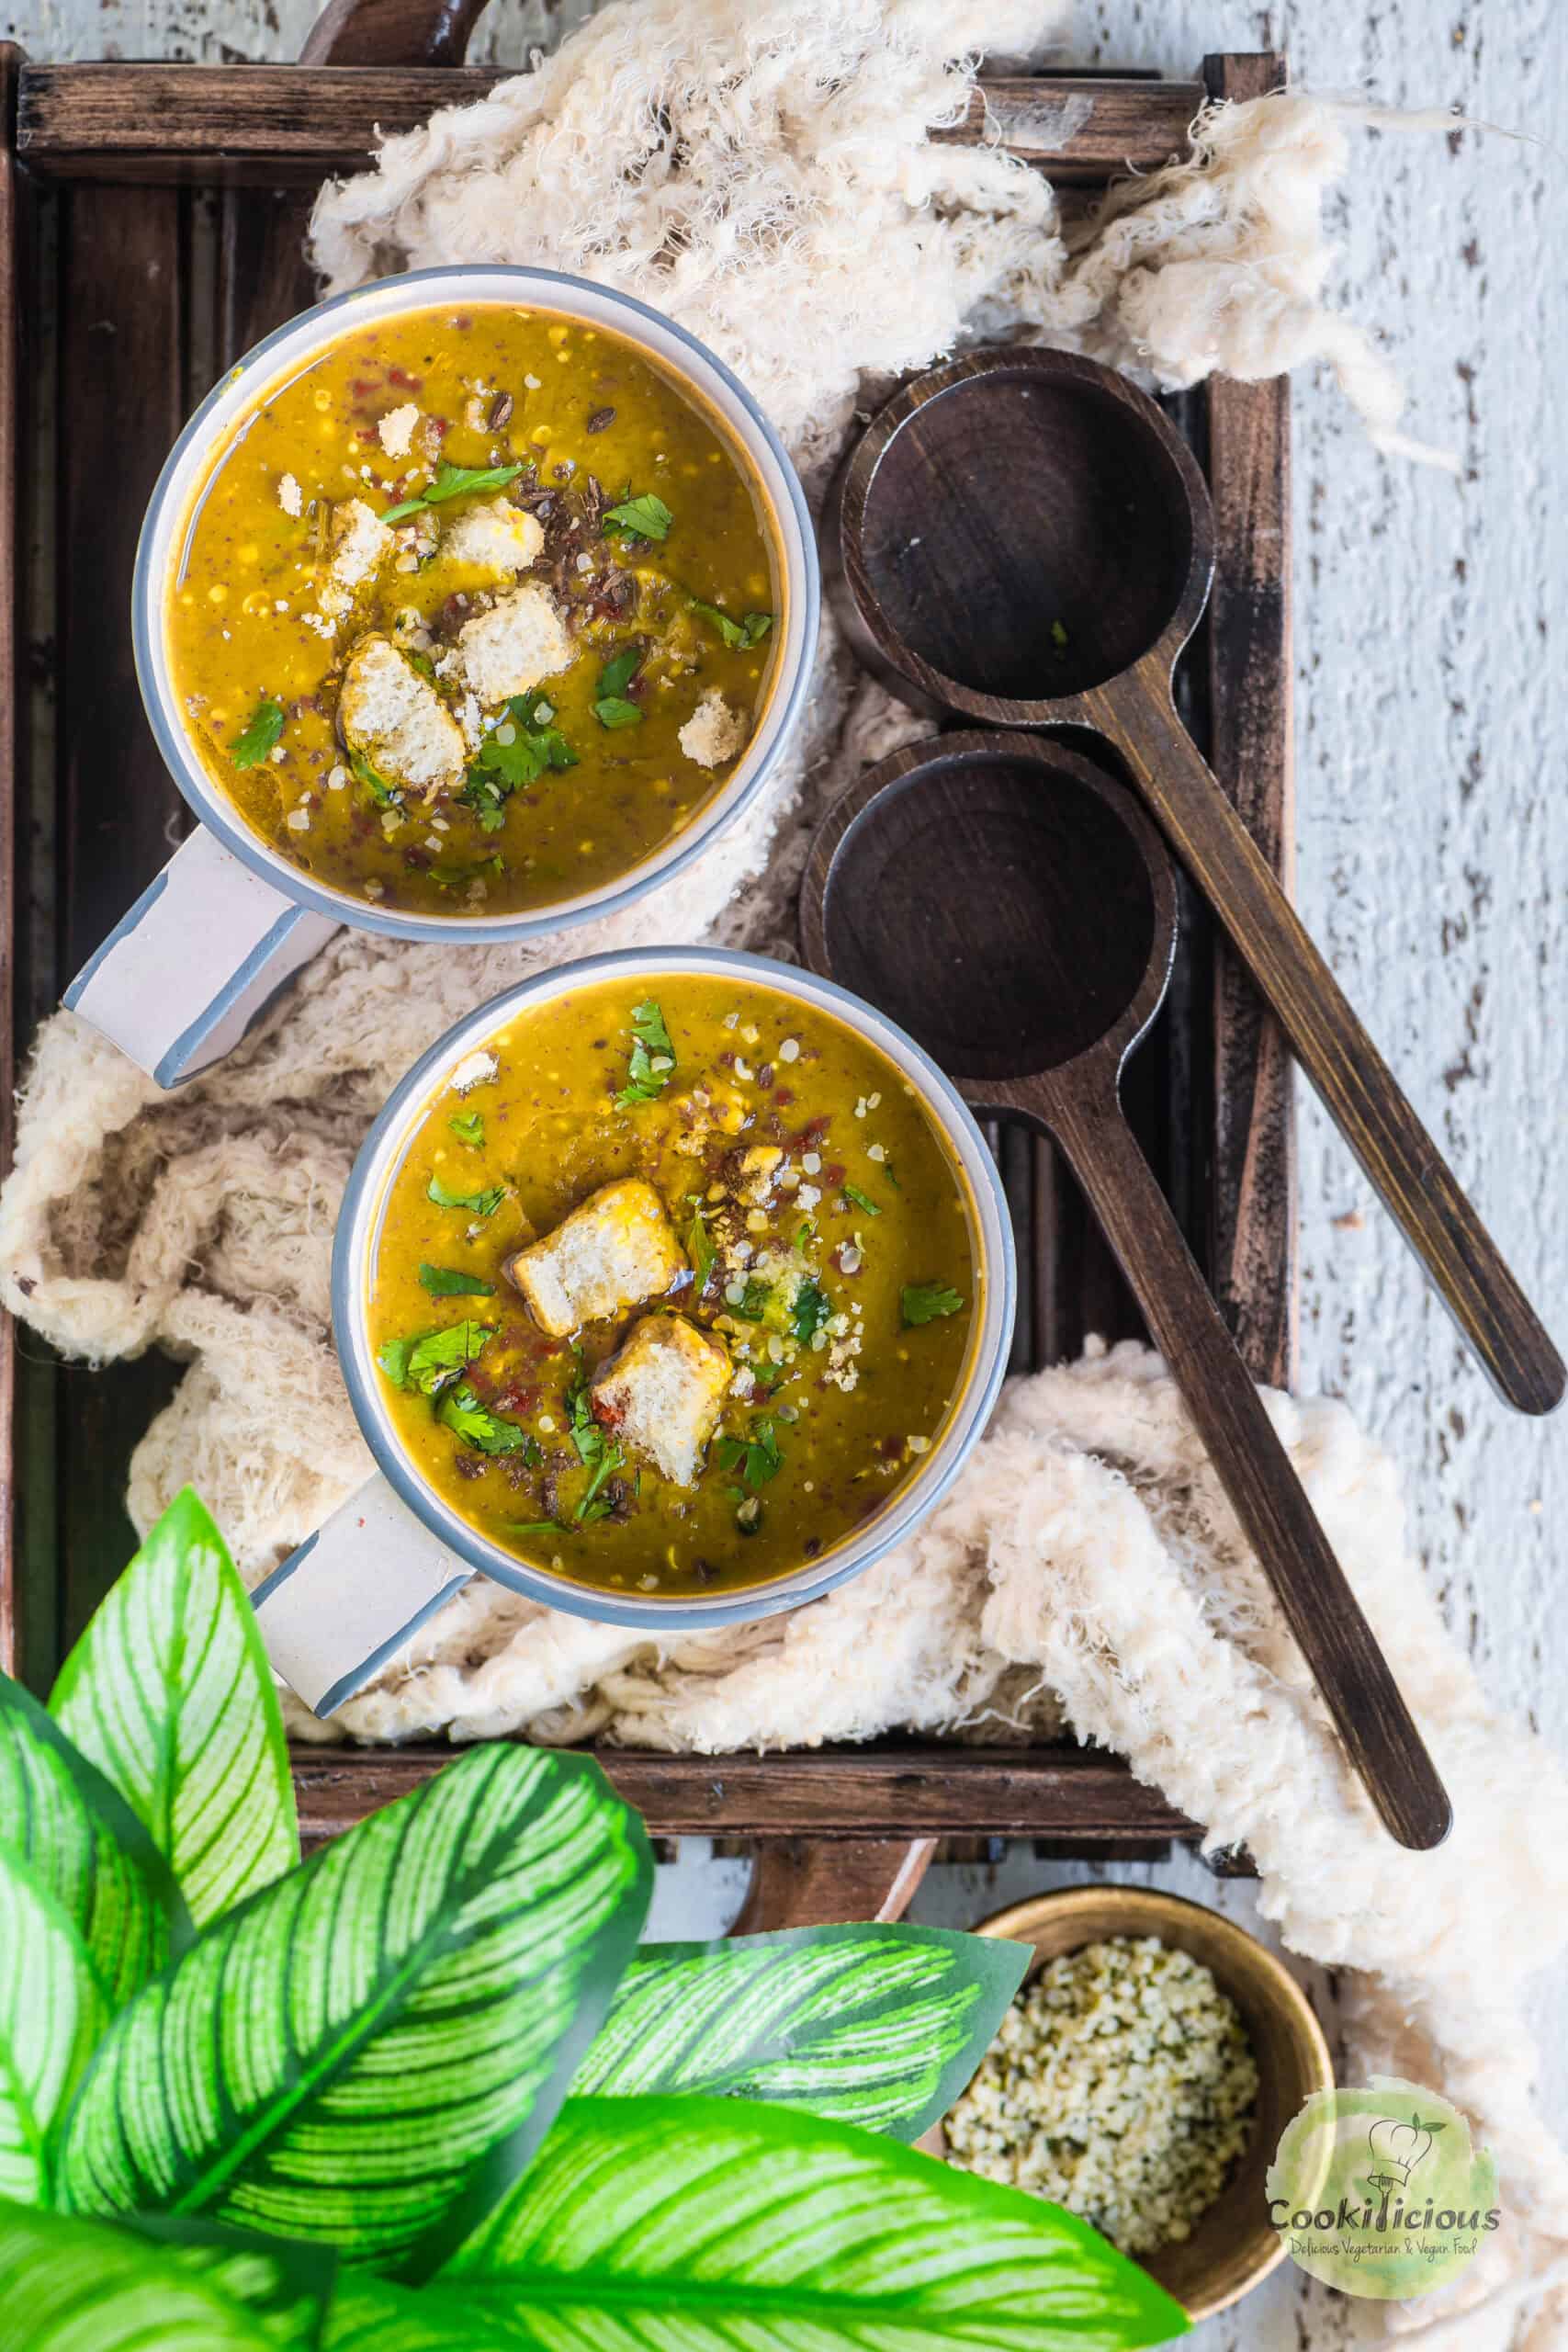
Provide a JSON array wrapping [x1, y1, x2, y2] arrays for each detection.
[[131, 264, 820, 945], [331, 946, 1018, 1631]]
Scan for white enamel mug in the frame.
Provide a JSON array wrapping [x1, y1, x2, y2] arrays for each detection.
[[252, 947, 1017, 1720], [65, 267, 819, 1086]]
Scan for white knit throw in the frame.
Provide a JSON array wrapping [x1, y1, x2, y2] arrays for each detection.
[[0, 3, 1562, 2339]]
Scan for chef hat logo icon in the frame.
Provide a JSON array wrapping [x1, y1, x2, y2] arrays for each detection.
[[1366, 2111, 1443, 2188]]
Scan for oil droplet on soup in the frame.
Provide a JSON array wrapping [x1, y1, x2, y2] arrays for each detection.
[[166, 304, 781, 919], [367, 978, 980, 1597]]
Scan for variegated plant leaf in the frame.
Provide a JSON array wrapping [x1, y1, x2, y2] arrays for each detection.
[[50, 1488, 298, 1927], [334, 2095, 1188, 2350], [573, 1923, 1030, 2137], [0, 2199, 329, 2351], [0, 1672, 187, 2007], [58, 1746, 650, 2279], [0, 1847, 107, 2204]]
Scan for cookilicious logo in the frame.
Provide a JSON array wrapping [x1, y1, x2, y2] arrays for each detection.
[[1266, 2077, 1499, 2298]]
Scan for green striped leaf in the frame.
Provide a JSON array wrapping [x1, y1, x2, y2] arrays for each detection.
[[50, 1489, 298, 1928], [337, 2095, 1188, 2349], [0, 1673, 186, 2007], [0, 2199, 329, 2351], [0, 1849, 107, 2203], [573, 1923, 1029, 2138], [58, 1747, 651, 2279]]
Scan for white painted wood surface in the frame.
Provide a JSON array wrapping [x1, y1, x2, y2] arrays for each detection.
[[13, 2, 1565, 2342]]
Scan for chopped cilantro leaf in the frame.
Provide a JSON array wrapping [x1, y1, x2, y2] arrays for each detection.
[[407, 1320, 493, 1394], [728, 1278, 772, 1325], [350, 746, 400, 807], [599, 644, 642, 699], [1050, 617, 1070, 649], [792, 1280, 829, 1347], [901, 1282, 965, 1327], [689, 599, 773, 651], [604, 490, 672, 545], [378, 1323, 493, 1395], [381, 460, 525, 524], [843, 1182, 883, 1217], [427, 1174, 506, 1217], [688, 1206, 716, 1286], [717, 1418, 783, 1491], [448, 1111, 486, 1148], [436, 1381, 530, 1455], [418, 1263, 496, 1297], [574, 1442, 624, 1523], [593, 696, 643, 729], [566, 1380, 606, 1466], [615, 999, 677, 1107], [230, 699, 284, 770]]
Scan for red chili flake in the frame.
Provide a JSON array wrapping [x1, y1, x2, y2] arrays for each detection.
[[824, 1162, 846, 1185], [773, 1088, 795, 1108], [388, 367, 423, 390], [593, 1396, 627, 1433], [495, 1382, 540, 1415]]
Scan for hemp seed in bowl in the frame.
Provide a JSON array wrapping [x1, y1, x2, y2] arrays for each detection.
[[945, 1934, 1259, 2256]]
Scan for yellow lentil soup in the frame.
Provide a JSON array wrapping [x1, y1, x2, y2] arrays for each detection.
[[366, 976, 981, 1598], [166, 302, 781, 918]]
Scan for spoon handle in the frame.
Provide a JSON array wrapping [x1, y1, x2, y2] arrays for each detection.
[[1094, 664, 1564, 1418], [1047, 1076, 1453, 1851]]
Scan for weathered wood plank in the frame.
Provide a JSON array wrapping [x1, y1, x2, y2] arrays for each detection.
[[52, 177, 188, 1646], [290, 1745, 1202, 1849], [15, 66, 1205, 185], [1201, 51, 1298, 1394], [0, 46, 20, 1676]]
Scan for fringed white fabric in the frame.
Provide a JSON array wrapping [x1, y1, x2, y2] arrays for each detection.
[[1, 2, 1551, 2335]]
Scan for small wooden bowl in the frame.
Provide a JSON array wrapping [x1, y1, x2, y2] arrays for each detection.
[[947, 1886, 1333, 2323]]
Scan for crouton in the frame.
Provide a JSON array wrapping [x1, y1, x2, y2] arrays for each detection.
[[319, 498, 392, 617], [457, 583, 574, 707], [591, 1315, 730, 1486], [377, 401, 420, 458], [276, 471, 303, 518], [439, 498, 545, 579], [338, 634, 467, 797], [678, 688, 748, 770], [505, 1178, 684, 1339]]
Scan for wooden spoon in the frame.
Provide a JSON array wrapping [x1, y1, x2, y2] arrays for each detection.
[[825, 346, 1562, 1419], [802, 731, 1452, 1851]]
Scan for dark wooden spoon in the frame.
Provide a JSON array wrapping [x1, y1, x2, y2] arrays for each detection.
[[802, 731, 1452, 1852], [825, 346, 1563, 1419]]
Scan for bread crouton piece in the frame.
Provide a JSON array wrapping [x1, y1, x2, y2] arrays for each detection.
[[319, 497, 392, 617], [440, 498, 545, 579], [339, 634, 468, 798], [457, 584, 574, 706], [591, 1315, 730, 1487], [377, 402, 420, 458], [678, 688, 748, 770], [505, 1178, 684, 1339]]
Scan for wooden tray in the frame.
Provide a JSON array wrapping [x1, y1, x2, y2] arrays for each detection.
[[0, 8, 1293, 1910]]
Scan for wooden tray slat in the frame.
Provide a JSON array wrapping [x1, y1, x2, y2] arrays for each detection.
[[17, 68, 1205, 186], [291, 1747, 1201, 1851]]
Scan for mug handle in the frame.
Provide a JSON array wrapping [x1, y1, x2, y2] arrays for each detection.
[[251, 1474, 473, 1719], [62, 826, 340, 1087]]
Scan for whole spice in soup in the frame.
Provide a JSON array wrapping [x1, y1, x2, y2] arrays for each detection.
[[366, 976, 979, 1598], [945, 1937, 1259, 2256], [166, 304, 780, 919]]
